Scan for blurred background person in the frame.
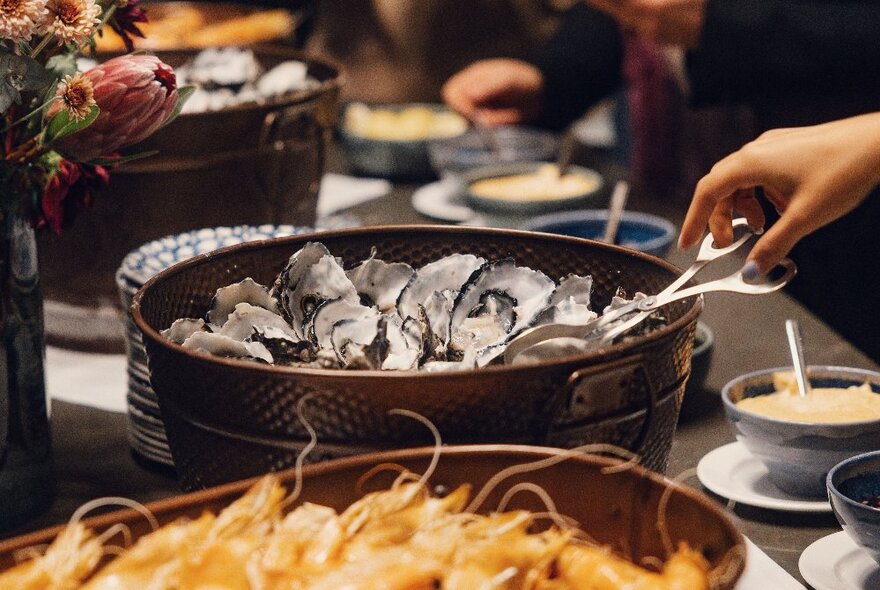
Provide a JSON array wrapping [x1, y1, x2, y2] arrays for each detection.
[[303, 0, 574, 104], [442, 0, 880, 361]]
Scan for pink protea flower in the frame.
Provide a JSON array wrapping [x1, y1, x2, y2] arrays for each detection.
[[46, 54, 179, 162]]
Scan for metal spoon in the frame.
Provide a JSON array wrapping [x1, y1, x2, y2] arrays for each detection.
[[556, 130, 577, 178], [601, 180, 629, 244], [470, 110, 503, 155], [785, 319, 811, 397]]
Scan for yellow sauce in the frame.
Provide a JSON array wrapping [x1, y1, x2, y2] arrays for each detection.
[[469, 164, 599, 202], [344, 103, 468, 141], [736, 372, 880, 423]]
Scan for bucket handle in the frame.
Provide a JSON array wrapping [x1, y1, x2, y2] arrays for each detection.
[[542, 354, 658, 457]]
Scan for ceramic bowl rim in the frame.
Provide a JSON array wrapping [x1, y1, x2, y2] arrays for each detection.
[[520, 209, 676, 254], [721, 365, 880, 427], [827, 449, 880, 514]]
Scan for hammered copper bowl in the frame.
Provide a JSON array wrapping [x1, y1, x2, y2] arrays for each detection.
[[0, 446, 746, 588], [132, 226, 702, 490]]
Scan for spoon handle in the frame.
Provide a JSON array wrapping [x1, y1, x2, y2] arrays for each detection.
[[785, 319, 811, 397], [602, 180, 629, 244], [556, 131, 577, 177]]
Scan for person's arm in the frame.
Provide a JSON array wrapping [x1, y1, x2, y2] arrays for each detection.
[[679, 113, 880, 273], [525, 4, 624, 129], [687, 1, 880, 107]]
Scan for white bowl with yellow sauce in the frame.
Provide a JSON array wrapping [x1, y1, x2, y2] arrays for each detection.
[[722, 366, 880, 498], [339, 103, 469, 179], [462, 162, 604, 214]]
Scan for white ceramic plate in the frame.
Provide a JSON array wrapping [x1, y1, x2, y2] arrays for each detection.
[[697, 441, 832, 513], [411, 177, 483, 224], [799, 531, 880, 590]]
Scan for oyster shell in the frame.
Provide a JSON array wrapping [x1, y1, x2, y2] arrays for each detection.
[[309, 298, 379, 351], [331, 314, 420, 370], [182, 331, 273, 363], [449, 259, 556, 360], [206, 278, 278, 328], [218, 303, 297, 341], [397, 253, 485, 321], [345, 252, 415, 312], [248, 326, 316, 365], [162, 318, 208, 344], [273, 242, 359, 338]]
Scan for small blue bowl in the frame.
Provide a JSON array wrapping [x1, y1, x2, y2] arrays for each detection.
[[828, 450, 880, 565], [520, 209, 676, 258], [427, 126, 558, 176], [722, 366, 880, 497]]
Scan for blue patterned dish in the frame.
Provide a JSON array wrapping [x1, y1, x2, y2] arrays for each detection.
[[115, 224, 314, 468]]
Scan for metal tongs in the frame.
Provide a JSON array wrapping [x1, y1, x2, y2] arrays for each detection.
[[503, 218, 797, 364]]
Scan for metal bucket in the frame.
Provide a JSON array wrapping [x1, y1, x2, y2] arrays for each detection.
[[39, 47, 343, 352]]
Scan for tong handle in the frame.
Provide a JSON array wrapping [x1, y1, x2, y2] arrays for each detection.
[[638, 258, 797, 311]]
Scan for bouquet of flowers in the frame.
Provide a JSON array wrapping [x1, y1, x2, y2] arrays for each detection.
[[0, 0, 190, 234]]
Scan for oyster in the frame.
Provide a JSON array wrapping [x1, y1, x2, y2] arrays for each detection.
[[309, 298, 379, 351], [163, 241, 624, 371], [162, 318, 208, 344], [218, 303, 297, 341], [449, 259, 555, 363], [397, 253, 485, 322], [249, 326, 316, 365], [182, 331, 273, 364], [345, 252, 414, 313], [273, 242, 359, 338], [206, 278, 278, 328], [331, 314, 420, 370]]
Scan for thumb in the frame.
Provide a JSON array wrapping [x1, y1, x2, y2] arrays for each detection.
[[747, 203, 813, 273]]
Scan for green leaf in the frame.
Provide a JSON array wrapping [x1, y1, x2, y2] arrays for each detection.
[[43, 104, 99, 144], [45, 53, 77, 79], [158, 85, 195, 130]]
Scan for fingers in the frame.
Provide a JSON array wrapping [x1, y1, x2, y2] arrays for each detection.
[[706, 196, 735, 247], [746, 203, 810, 273], [733, 189, 766, 233]]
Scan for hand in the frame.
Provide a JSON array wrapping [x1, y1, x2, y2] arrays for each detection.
[[679, 113, 880, 273], [441, 58, 544, 126], [587, 0, 706, 48]]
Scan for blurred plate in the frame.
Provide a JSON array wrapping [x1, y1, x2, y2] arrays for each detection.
[[800, 531, 880, 590], [411, 177, 481, 224], [697, 442, 831, 513]]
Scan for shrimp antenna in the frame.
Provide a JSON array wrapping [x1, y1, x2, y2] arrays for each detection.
[[387, 408, 442, 495], [282, 393, 319, 509], [657, 467, 698, 558], [496, 482, 570, 531], [467, 443, 639, 514], [68, 497, 159, 532], [355, 462, 409, 494]]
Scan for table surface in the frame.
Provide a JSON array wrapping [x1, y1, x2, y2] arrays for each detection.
[[5, 145, 878, 587]]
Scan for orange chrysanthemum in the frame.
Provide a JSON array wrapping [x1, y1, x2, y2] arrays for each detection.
[[54, 72, 95, 121]]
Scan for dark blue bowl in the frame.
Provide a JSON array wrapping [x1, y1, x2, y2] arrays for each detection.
[[723, 366, 880, 497], [828, 451, 880, 565], [520, 210, 676, 258]]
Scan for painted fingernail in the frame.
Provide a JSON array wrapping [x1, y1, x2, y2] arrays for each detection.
[[741, 261, 761, 281]]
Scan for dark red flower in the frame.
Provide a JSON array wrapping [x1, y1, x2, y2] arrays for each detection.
[[37, 159, 110, 235], [109, 0, 148, 53]]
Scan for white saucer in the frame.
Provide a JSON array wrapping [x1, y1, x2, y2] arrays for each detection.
[[799, 531, 880, 590], [411, 177, 486, 224], [697, 441, 831, 513]]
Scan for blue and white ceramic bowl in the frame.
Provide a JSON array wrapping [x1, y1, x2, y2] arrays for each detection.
[[116, 224, 313, 467], [722, 366, 880, 497], [828, 450, 880, 565]]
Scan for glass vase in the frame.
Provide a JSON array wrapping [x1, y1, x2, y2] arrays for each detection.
[[0, 210, 54, 532]]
